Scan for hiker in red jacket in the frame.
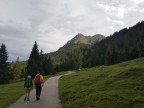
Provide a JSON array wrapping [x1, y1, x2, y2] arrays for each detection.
[[34, 72, 44, 100]]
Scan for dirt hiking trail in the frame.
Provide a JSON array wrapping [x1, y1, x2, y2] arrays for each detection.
[[9, 75, 63, 108]]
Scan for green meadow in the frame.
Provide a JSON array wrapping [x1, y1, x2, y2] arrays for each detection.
[[0, 81, 24, 108], [59, 57, 144, 108]]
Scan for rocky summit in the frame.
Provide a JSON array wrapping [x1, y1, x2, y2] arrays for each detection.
[[59, 33, 105, 50]]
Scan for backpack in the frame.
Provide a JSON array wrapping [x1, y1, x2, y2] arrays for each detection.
[[40, 75, 44, 83], [25, 79, 31, 87], [35, 74, 41, 84]]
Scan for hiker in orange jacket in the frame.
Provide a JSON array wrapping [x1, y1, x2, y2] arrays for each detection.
[[34, 72, 44, 100]]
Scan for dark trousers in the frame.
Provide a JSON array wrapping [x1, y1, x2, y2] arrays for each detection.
[[35, 84, 42, 98]]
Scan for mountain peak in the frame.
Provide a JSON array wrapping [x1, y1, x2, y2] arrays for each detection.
[[77, 33, 84, 36], [59, 33, 105, 50], [74, 33, 85, 39]]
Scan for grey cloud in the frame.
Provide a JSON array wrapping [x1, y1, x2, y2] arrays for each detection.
[[0, 25, 27, 36], [0, 0, 144, 61]]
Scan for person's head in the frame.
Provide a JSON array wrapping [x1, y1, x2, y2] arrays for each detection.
[[27, 75, 31, 79], [37, 71, 40, 75]]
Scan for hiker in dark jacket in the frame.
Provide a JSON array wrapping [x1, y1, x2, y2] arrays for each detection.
[[34, 72, 44, 100], [24, 75, 33, 101]]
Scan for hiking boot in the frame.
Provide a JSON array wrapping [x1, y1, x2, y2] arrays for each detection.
[[27, 98, 29, 101], [36, 97, 40, 100], [36, 97, 38, 100], [24, 97, 26, 101]]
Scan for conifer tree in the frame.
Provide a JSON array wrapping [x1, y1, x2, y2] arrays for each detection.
[[47, 56, 55, 74], [0, 43, 9, 83], [26, 41, 41, 78], [39, 49, 44, 74], [42, 57, 48, 75], [105, 49, 112, 65]]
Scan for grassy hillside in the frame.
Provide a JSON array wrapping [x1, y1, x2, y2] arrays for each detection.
[[59, 57, 144, 108]]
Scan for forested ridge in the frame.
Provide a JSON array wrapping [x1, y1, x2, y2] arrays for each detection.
[[85, 21, 144, 67], [46, 21, 144, 71]]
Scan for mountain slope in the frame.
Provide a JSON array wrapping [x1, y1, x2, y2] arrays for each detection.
[[59, 57, 144, 108], [45, 33, 105, 66], [59, 33, 105, 50]]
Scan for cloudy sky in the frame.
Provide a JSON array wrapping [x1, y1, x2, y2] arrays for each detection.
[[0, 0, 144, 61]]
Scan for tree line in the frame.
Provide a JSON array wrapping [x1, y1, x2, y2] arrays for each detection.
[[0, 41, 55, 84]]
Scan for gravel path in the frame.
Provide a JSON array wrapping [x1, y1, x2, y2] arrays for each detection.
[[8, 75, 62, 108]]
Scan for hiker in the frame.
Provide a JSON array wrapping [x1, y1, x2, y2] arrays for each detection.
[[24, 75, 33, 101], [34, 72, 44, 100]]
